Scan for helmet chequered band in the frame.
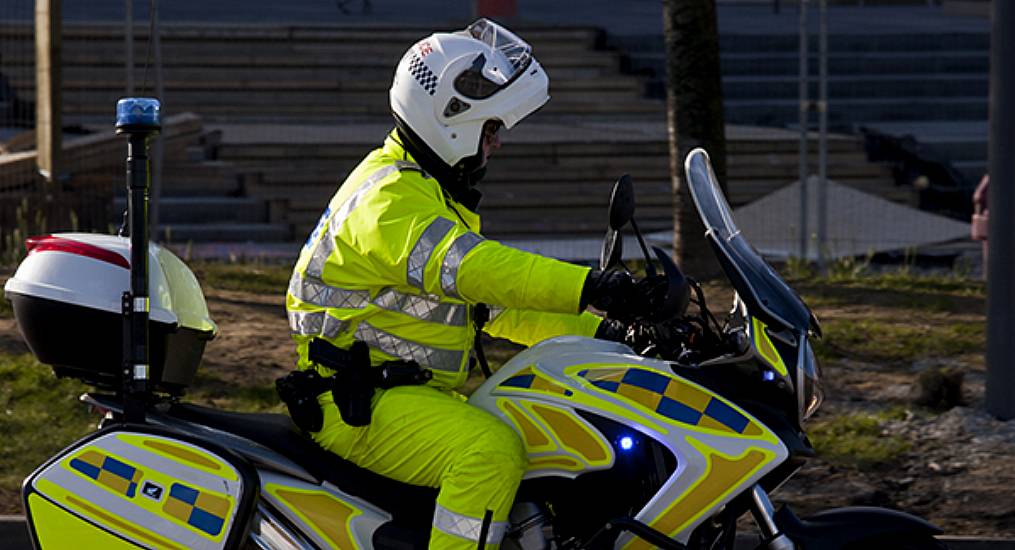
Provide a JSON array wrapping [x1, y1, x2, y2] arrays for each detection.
[[408, 53, 437, 96]]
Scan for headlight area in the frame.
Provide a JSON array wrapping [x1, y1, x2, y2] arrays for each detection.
[[797, 337, 824, 422]]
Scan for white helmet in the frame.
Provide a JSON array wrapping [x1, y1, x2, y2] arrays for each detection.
[[390, 19, 550, 170]]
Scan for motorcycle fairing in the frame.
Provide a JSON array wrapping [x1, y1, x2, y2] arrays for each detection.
[[470, 336, 790, 546], [23, 424, 258, 550], [259, 470, 391, 549]]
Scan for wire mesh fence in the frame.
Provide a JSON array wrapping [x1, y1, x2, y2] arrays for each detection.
[[0, 2, 986, 276]]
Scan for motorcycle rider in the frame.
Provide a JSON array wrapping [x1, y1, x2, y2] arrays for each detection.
[[285, 19, 639, 549]]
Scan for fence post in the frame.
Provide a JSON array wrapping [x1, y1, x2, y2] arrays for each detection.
[[798, 0, 809, 260], [126, 0, 134, 95], [150, 2, 164, 240], [986, 0, 1015, 420], [816, 0, 828, 271], [34, 0, 61, 183]]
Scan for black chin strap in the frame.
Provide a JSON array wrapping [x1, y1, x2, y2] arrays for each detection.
[[393, 120, 485, 211]]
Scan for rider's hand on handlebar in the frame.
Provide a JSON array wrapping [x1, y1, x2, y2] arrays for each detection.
[[581, 270, 636, 313], [582, 270, 671, 320], [595, 316, 694, 359]]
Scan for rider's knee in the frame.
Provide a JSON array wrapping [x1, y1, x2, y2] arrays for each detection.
[[469, 420, 528, 476]]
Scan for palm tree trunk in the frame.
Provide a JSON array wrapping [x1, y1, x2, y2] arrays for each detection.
[[662, 0, 728, 279]]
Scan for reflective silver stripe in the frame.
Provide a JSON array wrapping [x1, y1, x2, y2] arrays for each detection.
[[290, 271, 467, 326], [306, 164, 399, 279], [488, 305, 505, 322], [407, 217, 455, 291], [288, 310, 347, 339], [432, 505, 508, 545], [373, 288, 467, 326], [288, 272, 370, 310], [440, 232, 484, 299], [355, 322, 464, 372]]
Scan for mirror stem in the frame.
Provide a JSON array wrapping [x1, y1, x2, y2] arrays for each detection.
[[629, 219, 657, 278]]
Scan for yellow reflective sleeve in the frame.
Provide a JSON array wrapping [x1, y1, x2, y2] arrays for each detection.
[[485, 310, 603, 347], [449, 239, 591, 314]]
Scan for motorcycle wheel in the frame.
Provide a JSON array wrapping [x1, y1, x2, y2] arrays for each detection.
[[843, 534, 949, 550]]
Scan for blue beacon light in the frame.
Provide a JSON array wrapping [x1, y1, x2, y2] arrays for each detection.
[[619, 436, 634, 451], [115, 98, 161, 132], [762, 370, 777, 382]]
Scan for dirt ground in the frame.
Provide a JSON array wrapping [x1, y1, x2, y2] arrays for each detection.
[[4, 283, 1013, 536]]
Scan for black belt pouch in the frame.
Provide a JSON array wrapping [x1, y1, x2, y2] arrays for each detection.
[[311, 339, 374, 427]]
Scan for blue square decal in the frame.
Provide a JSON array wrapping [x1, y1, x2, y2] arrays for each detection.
[[656, 396, 703, 425], [622, 369, 670, 394], [704, 398, 750, 433]]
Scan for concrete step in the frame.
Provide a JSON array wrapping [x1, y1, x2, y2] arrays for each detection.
[[5, 64, 618, 84], [54, 93, 664, 120], [614, 32, 989, 54], [105, 162, 244, 197], [48, 76, 644, 94], [720, 73, 987, 100], [41, 50, 622, 73], [0, 23, 602, 44], [626, 51, 990, 79], [154, 222, 292, 243], [216, 138, 863, 162], [113, 197, 272, 224], [0, 24, 605, 51], [226, 155, 885, 183], [725, 97, 987, 126], [722, 50, 988, 77]]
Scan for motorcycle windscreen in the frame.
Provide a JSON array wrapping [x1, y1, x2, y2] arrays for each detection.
[[684, 148, 813, 333]]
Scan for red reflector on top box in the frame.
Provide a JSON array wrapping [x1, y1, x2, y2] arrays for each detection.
[[25, 235, 130, 270]]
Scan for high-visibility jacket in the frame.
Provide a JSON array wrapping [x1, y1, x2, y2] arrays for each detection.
[[287, 131, 602, 389]]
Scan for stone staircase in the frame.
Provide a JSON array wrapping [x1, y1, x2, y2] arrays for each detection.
[[615, 30, 990, 186], [1, 22, 910, 249], [216, 123, 900, 243], [5, 24, 661, 123], [110, 125, 291, 243]]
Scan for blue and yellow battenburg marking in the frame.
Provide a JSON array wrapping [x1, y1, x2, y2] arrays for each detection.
[[163, 482, 230, 537], [69, 450, 143, 498], [500, 366, 574, 397], [577, 367, 763, 436]]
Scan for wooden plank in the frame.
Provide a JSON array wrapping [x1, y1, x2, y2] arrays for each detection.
[[35, 0, 61, 183]]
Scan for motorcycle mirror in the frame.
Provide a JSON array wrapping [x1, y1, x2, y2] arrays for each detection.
[[599, 228, 623, 270], [608, 174, 635, 231], [652, 246, 691, 319]]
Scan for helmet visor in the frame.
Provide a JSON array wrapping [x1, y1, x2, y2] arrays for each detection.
[[454, 18, 533, 99]]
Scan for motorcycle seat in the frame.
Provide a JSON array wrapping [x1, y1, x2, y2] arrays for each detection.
[[164, 402, 437, 534]]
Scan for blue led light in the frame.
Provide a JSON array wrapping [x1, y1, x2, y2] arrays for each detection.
[[619, 436, 634, 451], [762, 370, 777, 382], [115, 98, 161, 129]]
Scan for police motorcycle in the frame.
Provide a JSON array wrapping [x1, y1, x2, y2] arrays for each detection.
[[5, 98, 946, 550]]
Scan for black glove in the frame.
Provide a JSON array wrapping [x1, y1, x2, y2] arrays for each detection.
[[582, 270, 670, 321], [595, 317, 693, 359], [580, 269, 636, 313]]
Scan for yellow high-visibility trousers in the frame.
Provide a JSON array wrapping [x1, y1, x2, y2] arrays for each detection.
[[312, 385, 526, 549]]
